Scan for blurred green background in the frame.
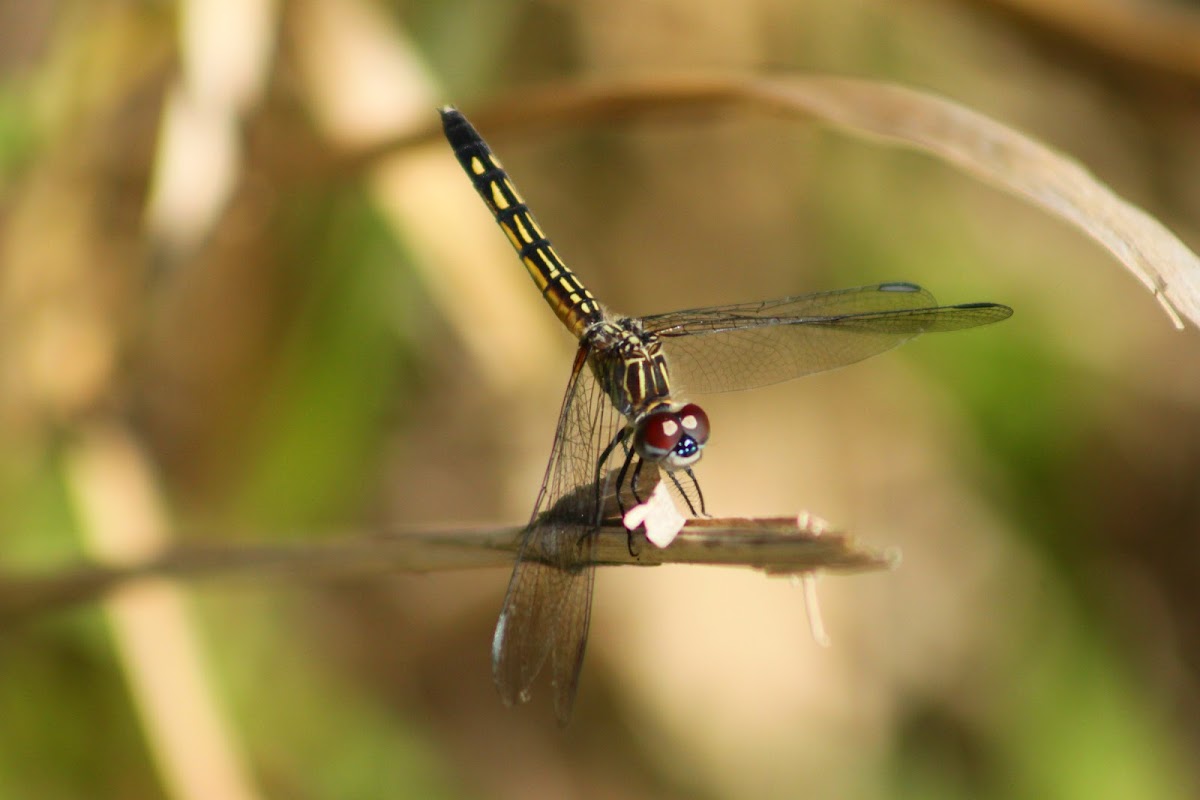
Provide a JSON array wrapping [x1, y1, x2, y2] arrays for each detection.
[[2, 1, 1199, 798]]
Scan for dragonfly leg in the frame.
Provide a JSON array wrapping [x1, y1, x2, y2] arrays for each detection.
[[614, 445, 638, 515], [622, 455, 644, 558], [684, 467, 708, 517], [666, 470, 701, 516], [594, 426, 631, 522], [630, 457, 647, 503], [626, 527, 641, 558]]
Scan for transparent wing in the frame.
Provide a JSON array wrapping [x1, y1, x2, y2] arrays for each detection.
[[491, 345, 625, 725], [639, 282, 1012, 395]]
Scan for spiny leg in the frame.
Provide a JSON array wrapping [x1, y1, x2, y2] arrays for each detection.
[[666, 470, 701, 516], [684, 467, 708, 517]]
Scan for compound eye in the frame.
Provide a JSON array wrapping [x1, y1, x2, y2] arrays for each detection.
[[677, 403, 710, 445], [636, 412, 683, 460]]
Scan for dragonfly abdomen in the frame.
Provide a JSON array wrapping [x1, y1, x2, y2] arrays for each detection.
[[440, 107, 604, 338]]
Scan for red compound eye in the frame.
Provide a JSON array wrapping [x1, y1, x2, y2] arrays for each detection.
[[677, 403, 710, 445], [636, 411, 683, 459]]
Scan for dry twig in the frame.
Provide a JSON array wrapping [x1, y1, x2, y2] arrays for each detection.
[[0, 515, 894, 624]]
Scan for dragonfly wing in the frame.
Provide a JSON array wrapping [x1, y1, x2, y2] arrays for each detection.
[[547, 559, 596, 724], [640, 282, 1011, 395], [492, 344, 624, 724], [492, 552, 594, 718]]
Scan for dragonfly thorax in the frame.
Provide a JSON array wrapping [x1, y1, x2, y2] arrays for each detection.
[[583, 317, 672, 419]]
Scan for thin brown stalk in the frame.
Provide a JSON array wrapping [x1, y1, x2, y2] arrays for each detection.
[[0, 516, 894, 624], [337, 74, 1200, 330]]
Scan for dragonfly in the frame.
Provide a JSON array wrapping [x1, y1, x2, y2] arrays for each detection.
[[440, 107, 1012, 723]]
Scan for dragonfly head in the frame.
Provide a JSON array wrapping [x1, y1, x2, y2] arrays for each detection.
[[634, 403, 710, 470]]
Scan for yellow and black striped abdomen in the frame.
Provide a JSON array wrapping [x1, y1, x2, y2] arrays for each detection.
[[440, 107, 604, 338]]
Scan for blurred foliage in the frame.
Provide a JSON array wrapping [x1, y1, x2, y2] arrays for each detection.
[[1, 0, 1199, 799], [232, 186, 413, 531]]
